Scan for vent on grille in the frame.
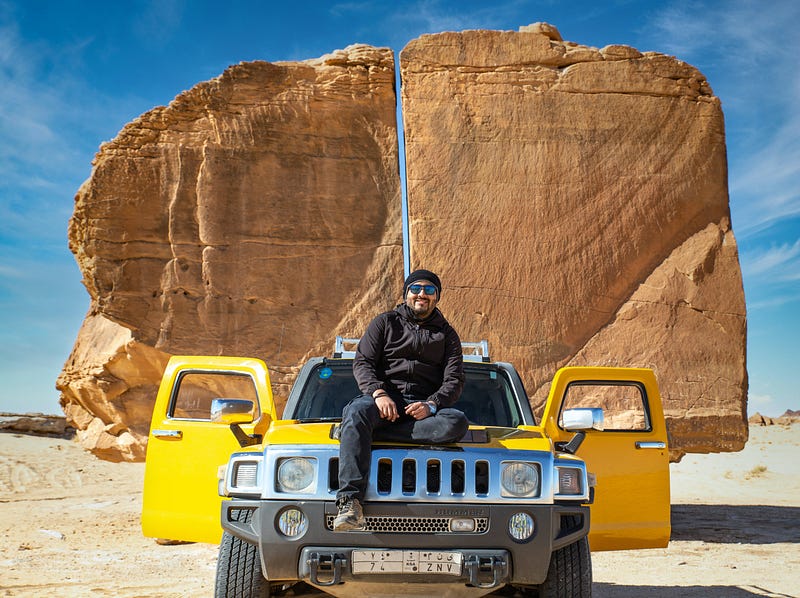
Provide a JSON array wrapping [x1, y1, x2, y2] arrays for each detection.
[[325, 515, 489, 534], [328, 456, 491, 497]]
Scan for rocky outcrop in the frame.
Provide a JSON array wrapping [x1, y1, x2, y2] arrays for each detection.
[[750, 410, 800, 426], [59, 45, 403, 460], [0, 414, 73, 437], [400, 26, 747, 458], [60, 26, 748, 462]]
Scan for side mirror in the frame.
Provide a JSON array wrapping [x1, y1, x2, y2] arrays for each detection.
[[211, 398, 256, 425], [561, 408, 604, 432]]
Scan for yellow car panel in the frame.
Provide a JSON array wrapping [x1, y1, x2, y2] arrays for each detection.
[[541, 366, 670, 551], [141, 356, 274, 544]]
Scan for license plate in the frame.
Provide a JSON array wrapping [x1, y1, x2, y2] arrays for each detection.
[[352, 550, 462, 575]]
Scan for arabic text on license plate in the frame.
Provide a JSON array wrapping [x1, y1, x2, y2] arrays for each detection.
[[351, 550, 462, 575]]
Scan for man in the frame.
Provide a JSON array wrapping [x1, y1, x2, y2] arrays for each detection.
[[334, 269, 468, 531]]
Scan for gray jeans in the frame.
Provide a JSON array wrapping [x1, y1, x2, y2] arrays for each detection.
[[336, 394, 468, 505]]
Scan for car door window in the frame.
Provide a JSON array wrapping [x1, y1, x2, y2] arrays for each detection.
[[170, 371, 259, 420], [559, 381, 650, 431]]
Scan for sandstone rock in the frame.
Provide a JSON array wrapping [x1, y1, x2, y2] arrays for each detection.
[[519, 22, 563, 42], [400, 26, 747, 458], [0, 413, 72, 437], [56, 313, 170, 461], [748, 413, 773, 426], [62, 27, 748, 463], [62, 45, 402, 460]]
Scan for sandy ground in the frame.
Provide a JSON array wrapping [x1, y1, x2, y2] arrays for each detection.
[[1, 424, 798, 598]]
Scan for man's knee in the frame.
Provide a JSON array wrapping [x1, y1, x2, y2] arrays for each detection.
[[435, 408, 469, 443], [450, 409, 470, 438], [342, 395, 379, 423]]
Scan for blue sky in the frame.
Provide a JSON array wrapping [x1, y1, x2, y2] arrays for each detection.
[[0, 0, 797, 417]]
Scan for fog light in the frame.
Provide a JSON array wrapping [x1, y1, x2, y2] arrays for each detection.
[[508, 512, 535, 542], [277, 508, 308, 538], [450, 518, 476, 532]]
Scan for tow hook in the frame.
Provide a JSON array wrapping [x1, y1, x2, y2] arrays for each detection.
[[464, 554, 508, 589], [307, 551, 347, 586]]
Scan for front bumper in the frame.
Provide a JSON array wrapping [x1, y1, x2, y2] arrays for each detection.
[[221, 499, 589, 587]]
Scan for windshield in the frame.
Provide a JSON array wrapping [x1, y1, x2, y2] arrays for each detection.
[[291, 361, 523, 428]]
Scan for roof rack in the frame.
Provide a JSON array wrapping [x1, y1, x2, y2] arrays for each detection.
[[333, 336, 490, 362], [461, 340, 490, 363], [333, 336, 361, 358]]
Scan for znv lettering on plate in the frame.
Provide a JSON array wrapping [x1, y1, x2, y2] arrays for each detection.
[[351, 550, 463, 575]]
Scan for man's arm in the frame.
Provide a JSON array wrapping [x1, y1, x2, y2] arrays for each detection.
[[353, 314, 400, 421], [353, 314, 387, 396], [426, 325, 465, 409]]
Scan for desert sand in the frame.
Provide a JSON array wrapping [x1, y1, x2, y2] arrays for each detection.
[[1, 424, 798, 598]]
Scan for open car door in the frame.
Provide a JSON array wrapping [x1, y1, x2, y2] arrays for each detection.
[[542, 366, 670, 551], [142, 356, 274, 544]]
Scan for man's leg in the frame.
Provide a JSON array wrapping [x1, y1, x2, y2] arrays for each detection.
[[410, 407, 469, 443], [374, 407, 469, 445], [335, 394, 382, 530]]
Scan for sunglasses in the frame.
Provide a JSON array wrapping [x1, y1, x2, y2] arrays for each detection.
[[408, 284, 437, 296]]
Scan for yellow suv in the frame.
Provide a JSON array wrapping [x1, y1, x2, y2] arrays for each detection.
[[142, 339, 669, 597]]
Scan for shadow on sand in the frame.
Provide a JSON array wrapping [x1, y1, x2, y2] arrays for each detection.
[[593, 583, 796, 598], [671, 504, 800, 544]]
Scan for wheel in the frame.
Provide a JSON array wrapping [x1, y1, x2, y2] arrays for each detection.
[[215, 531, 270, 598], [537, 536, 592, 598]]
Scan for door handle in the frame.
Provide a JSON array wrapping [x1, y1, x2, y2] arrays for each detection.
[[635, 441, 665, 449], [152, 429, 183, 439]]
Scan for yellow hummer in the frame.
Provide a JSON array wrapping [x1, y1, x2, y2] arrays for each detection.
[[142, 338, 669, 597]]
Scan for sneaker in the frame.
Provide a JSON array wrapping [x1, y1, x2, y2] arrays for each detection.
[[333, 498, 366, 531]]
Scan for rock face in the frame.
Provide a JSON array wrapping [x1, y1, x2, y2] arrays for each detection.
[[400, 26, 747, 459], [60, 26, 748, 462], [58, 45, 403, 460]]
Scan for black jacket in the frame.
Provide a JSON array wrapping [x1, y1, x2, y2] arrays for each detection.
[[353, 304, 465, 408]]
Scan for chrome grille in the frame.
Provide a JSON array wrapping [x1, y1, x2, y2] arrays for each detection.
[[329, 452, 493, 499], [325, 515, 489, 534]]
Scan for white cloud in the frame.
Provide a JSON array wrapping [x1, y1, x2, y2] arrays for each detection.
[[649, 1, 800, 242], [741, 239, 800, 279], [133, 0, 185, 47], [0, 11, 134, 244]]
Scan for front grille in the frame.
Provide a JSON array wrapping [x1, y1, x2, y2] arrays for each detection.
[[325, 514, 489, 534], [328, 453, 492, 498]]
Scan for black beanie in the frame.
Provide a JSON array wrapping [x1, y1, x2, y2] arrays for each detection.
[[404, 269, 442, 298]]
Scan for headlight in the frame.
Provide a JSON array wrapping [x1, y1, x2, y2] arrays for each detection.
[[557, 467, 583, 495], [501, 462, 540, 497], [276, 457, 316, 493]]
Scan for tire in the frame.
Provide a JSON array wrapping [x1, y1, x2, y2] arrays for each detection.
[[215, 532, 270, 598], [537, 536, 592, 598]]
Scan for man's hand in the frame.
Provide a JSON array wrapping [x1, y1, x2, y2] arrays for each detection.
[[405, 401, 432, 421], [374, 394, 399, 421]]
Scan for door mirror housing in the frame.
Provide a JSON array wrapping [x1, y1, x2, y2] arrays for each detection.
[[211, 398, 256, 425], [561, 408, 604, 431]]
